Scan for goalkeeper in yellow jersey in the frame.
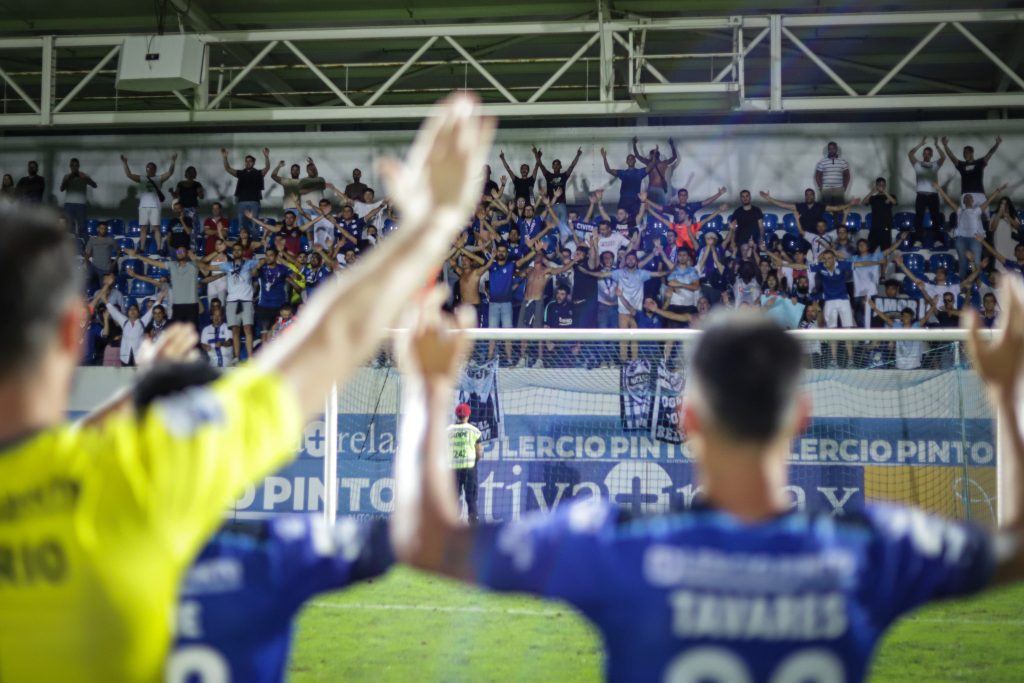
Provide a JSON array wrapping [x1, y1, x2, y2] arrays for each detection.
[[448, 403, 483, 522], [0, 93, 494, 683]]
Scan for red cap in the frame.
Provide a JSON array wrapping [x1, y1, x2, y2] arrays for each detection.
[[455, 403, 472, 419]]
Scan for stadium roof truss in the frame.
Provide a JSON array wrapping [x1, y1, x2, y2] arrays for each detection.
[[1, 7, 1024, 128]]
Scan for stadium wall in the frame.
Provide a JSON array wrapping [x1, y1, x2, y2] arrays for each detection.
[[69, 365, 997, 525], [5, 118, 1024, 216]]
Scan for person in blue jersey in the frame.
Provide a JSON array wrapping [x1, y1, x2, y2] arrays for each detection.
[[121, 360, 394, 683], [392, 282, 1024, 683], [600, 146, 648, 217]]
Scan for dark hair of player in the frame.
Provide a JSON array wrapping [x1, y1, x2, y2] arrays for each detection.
[[688, 311, 803, 442], [0, 204, 81, 377]]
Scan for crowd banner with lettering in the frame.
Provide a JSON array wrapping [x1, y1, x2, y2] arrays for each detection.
[[652, 362, 685, 444], [458, 359, 504, 441], [620, 360, 654, 431]]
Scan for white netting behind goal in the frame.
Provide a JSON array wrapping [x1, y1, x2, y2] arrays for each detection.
[[228, 330, 997, 527]]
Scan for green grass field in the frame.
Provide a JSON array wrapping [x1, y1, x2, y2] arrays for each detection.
[[288, 567, 1024, 682]]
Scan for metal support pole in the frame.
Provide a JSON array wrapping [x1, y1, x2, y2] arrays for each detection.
[[953, 21, 1024, 92], [207, 40, 279, 110], [0, 65, 40, 114], [53, 44, 120, 114], [283, 39, 356, 107], [867, 22, 946, 97], [528, 33, 600, 103], [323, 383, 339, 523], [40, 36, 54, 124], [781, 25, 858, 97], [598, 0, 614, 101], [194, 42, 210, 111], [769, 15, 782, 111], [445, 36, 518, 103], [363, 36, 437, 107]]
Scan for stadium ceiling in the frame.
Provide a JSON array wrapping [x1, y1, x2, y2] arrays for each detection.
[[1, 1, 1024, 128]]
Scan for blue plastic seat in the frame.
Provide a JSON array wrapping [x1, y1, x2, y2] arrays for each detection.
[[844, 212, 862, 232], [902, 253, 926, 275], [115, 237, 135, 254], [894, 212, 915, 231], [147, 262, 170, 279], [128, 279, 155, 297], [85, 219, 100, 236], [106, 219, 125, 236], [126, 220, 142, 238], [698, 214, 724, 231], [782, 212, 799, 235], [762, 213, 779, 232], [929, 253, 955, 273]]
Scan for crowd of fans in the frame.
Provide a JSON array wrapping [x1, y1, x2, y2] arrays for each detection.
[[4, 134, 1019, 371]]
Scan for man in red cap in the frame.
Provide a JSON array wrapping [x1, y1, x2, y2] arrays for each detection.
[[448, 403, 483, 522]]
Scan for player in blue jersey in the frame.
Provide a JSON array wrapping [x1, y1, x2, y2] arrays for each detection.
[[170, 515, 391, 682], [392, 282, 1024, 683], [127, 361, 394, 683]]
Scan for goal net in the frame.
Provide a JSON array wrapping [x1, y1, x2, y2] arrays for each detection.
[[229, 329, 998, 528]]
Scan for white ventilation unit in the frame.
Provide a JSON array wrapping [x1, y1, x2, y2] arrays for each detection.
[[116, 35, 205, 92]]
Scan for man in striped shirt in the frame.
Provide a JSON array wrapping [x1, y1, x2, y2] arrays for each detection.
[[814, 141, 851, 223]]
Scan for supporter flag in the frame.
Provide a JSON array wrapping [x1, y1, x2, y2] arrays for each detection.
[[651, 361, 685, 444], [458, 359, 504, 441], [620, 359, 654, 431]]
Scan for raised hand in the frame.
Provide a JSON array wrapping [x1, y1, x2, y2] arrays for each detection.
[[220, 148, 229, 156], [600, 147, 607, 156], [499, 175, 507, 184], [996, 135, 1003, 145], [759, 190, 771, 199], [967, 278, 1024, 401], [171, 153, 178, 161], [120, 154, 128, 163], [499, 150, 506, 159], [941, 136, 949, 145], [276, 160, 286, 168], [262, 147, 270, 156]]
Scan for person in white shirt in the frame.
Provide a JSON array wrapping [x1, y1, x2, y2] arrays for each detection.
[[868, 299, 936, 370], [352, 187, 388, 233], [935, 180, 1005, 281], [120, 153, 176, 253], [105, 289, 167, 366], [200, 305, 235, 367], [907, 137, 946, 247]]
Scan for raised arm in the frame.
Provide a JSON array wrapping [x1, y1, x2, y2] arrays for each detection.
[[908, 136, 927, 164], [564, 146, 584, 176], [664, 138, 679, 165], [966, 279, 1024, 587], [940, 136, 960, 165], [979, 236, 1008, 265], [159, 154, 177, 184], [867, 297, 894, 326], [497, 150, 516, 178], [254, 93, 495, 420], [600, 148, 616, 177], [632, 136, 651, 164], [120, 155, 140, 183], [701, 186, 728, 208], [933, 182, 958, 211], [984, 135, 1003, 164], [260, 147, 272, 176], [758, 191, 797, 213], [896, 257, 926, 287], [532, 145, 550, 175], [697, 203, 729, 228], [271, 160, 286, 184], [981, 183, 1009, 211], [220, 148, 238, 178]]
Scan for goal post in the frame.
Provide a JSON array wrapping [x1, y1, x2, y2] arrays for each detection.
[[310, 328, 999, 527]]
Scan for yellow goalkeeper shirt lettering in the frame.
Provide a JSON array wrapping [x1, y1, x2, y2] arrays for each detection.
[[447, 423, 482, 469], [0, 367, 303, 683]]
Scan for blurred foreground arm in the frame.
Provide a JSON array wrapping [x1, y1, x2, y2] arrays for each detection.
[[391, 291, 477, 580], [967, 278, 1024, 586], [256, 94, 495, 421]]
